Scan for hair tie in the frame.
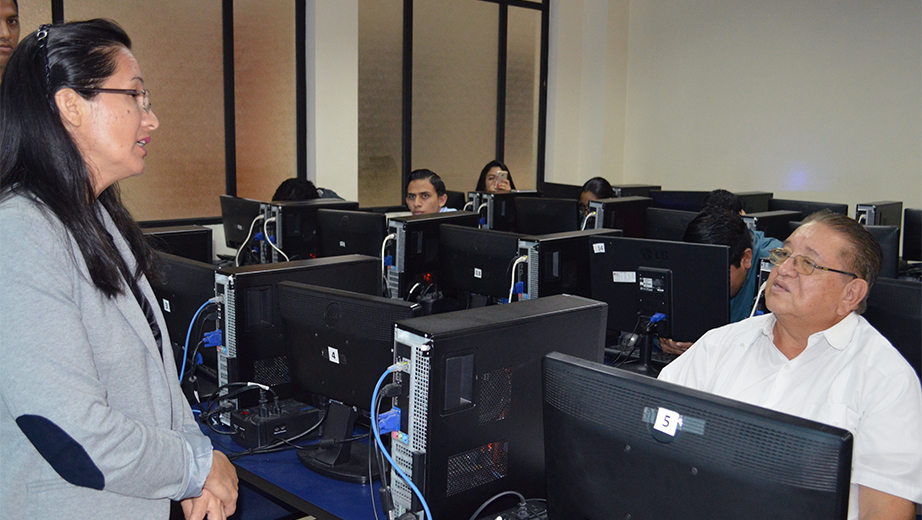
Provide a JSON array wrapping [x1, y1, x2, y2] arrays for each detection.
[[36, 24, 52, 93]]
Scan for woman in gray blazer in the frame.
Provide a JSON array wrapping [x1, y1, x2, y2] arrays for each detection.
[[0, 20, 237, 519]]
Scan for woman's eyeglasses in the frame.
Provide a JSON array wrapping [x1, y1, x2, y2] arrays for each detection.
[[77, 88, 152, 112]]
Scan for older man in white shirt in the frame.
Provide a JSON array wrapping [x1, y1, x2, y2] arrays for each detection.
[[659, 210, 921, 520]]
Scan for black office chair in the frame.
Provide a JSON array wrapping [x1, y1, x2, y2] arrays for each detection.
[[863, 278, 922, 382]]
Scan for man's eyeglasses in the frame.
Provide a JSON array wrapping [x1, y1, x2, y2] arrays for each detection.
[[77, 88, 152, 112], [768, 248, 858, 278]]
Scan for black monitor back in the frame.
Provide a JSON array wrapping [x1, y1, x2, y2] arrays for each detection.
[[278, 282, 420, 408], [220, 195, 263, 249], [588, 235, 730, 340], [863, 278, 922, 381], [543, 352, 853, 520], [589, 196, 652, 238], [538, 181, 582, 199], [864, 225, 901, 279], [743, 210, 803, 241], [902, 208, 921, 262], [735, 191, 773, 213], [514, 197, 580, 235], [768, 198, 848, 217], [317, 208, 387, 258], [644, 207, 697, 241], [151, 252, 218, 373], [484, 190, 541, 231], [648, 190, 709, 212], [143, 224, 213, 264], [612, 184, 661, 198], [445, 190, 467, 210], [438, 225, 523, 300]]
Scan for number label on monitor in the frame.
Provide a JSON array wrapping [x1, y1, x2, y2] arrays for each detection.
[[162, 299, 171, 313], [328, 346, 341, 364], [474, 267, 483, 279], [654, 407, 681, 437], [593, 243, 606, 254]]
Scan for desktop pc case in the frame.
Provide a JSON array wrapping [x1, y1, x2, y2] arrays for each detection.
[[261, 199, 359, 262], [143, 224, 214, 264], [466, 190, 541, 231], [518, 228, 621, 299], [214, 255, 379, 414], [389, 295, 607, 520], [588, 196, 653, 237]]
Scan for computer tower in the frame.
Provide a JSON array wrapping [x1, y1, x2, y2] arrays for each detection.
[[856, 201, 902, 229], [735, 191, 773, 214], [143, 224, 214, 264], [385, 211, 480, 300], [518, 228, 621, 299], [261, 200, 359, 262], [214, 255, 379, 416], [389, 295, 608, 520], [466, 190, 541, 231], [589, 196, 653, 237]]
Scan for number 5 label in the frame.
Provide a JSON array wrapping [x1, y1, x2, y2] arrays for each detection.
[[653, 407, 681, 437]]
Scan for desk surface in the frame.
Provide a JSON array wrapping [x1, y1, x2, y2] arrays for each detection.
[[201, 424, 384, 520]]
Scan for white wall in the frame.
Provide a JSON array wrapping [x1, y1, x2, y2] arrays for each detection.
[[306, 0, 359, 200], [622, 0, 921, 212]]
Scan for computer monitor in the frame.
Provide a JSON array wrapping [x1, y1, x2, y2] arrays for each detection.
[[385, 211, 481, 300], [220, 194, 263, 249], [316, 208, 387, 258], [514, 197, 580, 235], [588, 235, 730, 375], [648, 190, 709, 212], [587, 196, 653, 237], [864, 225, 900, 279], [735, 191, 773, 214], [903, 208, 921, 262], [277, 282, 421, 483], [741, 210, 803, 241], [856, 201, 902, 229], [768, 198, 848, 217], [538, 181, 582, 199], [143, 224, 213, 264], [263, 199, 359, 262], [644, 207, 698, 241], [542, 352, 853, 520], [863, 278, 922, 381], [150, 253, 219, 378], [612, 184, 662, 198], [438, 225, 523, 301]]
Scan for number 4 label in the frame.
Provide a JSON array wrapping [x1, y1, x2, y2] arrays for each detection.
[[654, 407, 682, 437]]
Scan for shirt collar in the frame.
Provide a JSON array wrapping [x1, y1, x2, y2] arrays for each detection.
[[757, 312, 858, 352]]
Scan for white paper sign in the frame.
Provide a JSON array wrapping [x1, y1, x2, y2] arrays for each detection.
[[612, 271, 637, 283], [592, 243, 606, 254], [653, 407, 682, 437], [328, 346, 341, 364]]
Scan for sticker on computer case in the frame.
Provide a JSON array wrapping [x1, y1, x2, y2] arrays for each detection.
[[592, 242, 606, 254], [327, 346, 340, 364], [612, 271, 636, 283]]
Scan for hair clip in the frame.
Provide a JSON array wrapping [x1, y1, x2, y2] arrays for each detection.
[[36, 24, 52, 91]]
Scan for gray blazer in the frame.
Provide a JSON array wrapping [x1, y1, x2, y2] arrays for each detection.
[[0, 193, 212, 518]]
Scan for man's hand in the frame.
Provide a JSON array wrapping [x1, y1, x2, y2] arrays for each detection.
[[659, 338, 693, 355], [202, 450, 238, 516]]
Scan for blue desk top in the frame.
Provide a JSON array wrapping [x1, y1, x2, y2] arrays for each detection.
[[201, 424, 384, 520]]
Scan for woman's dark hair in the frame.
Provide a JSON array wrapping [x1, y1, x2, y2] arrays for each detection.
[[476, 160, 515, 191], [272, 178, 319, 201], [0, 19, 160, 297], [684, 210, 753, 268], [406, 168, 446, 196], [581, 177, 614, 200]]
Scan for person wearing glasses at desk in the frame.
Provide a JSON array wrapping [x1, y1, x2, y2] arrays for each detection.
[[0, 20, 237, 519], [659, 211, 922, 520]]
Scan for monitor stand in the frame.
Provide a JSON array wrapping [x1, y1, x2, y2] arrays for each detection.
[[615, 331, 660, 378], [297, 402, 380, 484]]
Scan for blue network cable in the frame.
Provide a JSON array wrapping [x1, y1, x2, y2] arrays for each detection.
[[180, 297, 219, 381], [371, 365, 433, 520]]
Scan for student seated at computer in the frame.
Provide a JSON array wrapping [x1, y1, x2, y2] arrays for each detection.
[[579, 176, 614, 216], [660, 209, 783, 354], [659, 211, 922, 520], [476, 160, 516, 193], [406, 169, 457, 215], [272, 178, 341, 201]]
